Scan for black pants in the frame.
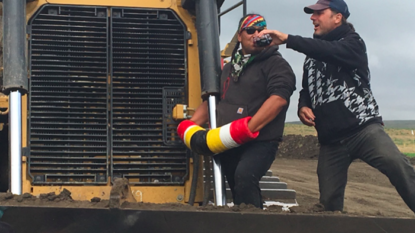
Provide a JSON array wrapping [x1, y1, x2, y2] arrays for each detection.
[[0, 222, 15, 233], [318, 123, 415, 212], [218, 141, 278, 209]]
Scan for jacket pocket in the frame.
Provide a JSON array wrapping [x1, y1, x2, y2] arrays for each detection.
[[216, 102, 248, 127]]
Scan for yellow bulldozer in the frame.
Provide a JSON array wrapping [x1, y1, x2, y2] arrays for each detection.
[[0, 0, 211, 205], [0, 0, 414, 232]]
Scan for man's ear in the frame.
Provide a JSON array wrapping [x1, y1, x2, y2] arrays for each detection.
[[335, 13, 343, 24], [237, 32, 242, 42]]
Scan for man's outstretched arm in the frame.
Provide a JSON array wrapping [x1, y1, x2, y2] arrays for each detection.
[[248, 95, 287, 132], [258, 29, 367, 69]]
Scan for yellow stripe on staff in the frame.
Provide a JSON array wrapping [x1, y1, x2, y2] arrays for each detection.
[[184, 125, 205, 148], [206, 128, 228, 154]]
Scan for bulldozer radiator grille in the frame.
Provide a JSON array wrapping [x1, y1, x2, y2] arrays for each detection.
[[28, 6, 109, 184], [27, 5, 188, 185], [110, 8, 187, 185]]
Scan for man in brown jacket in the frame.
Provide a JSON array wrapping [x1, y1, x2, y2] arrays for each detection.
[[179, 14, 296, 208]]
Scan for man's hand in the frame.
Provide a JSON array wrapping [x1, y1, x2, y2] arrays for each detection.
[[298, 106, 316, 126], [189, 101, 208, 125], [257, 29, 288, 46]]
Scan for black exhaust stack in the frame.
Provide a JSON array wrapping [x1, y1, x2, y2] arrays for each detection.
[[2, 0, 28, 94], [2, 0, 27, 195], [195, 0, 221, 98], [194, 0, 226, 206]]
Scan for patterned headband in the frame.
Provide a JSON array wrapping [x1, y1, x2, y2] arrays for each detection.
[[238, 14, 267, 33]]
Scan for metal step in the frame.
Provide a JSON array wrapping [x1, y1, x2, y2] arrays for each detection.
[[206, 174, 280, 182], [209, 188, 296, 201], [261, 176, 280, 182], [210, 181, 287, 190], [226, 189, 296, 200]]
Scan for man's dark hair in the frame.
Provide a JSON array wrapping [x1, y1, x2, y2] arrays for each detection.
[[330, 8, 355, 32]]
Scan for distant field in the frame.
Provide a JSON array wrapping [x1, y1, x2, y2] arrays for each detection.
[[287, 120, 415, 129], [283, 124, 317, 136], [284, 123, 415, 154], [383, 120, 415, 130]]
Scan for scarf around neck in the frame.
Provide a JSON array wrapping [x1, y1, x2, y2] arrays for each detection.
[[230, 50, 255, 82]]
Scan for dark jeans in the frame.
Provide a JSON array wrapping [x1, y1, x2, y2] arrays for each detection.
[[218, 140, 278, 209], [0, 222, 15, 233], [318, 123, 415, 212]]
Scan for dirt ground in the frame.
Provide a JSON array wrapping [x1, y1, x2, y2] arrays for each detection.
[[274, 134, 415, 218], [277, 134, 320, 159], [272, 158, 415, 218], [2, 158, 413, 218], [1, 135, 414, 218]]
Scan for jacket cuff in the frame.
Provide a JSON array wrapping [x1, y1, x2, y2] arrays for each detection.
[[286, 35, 296, 49]]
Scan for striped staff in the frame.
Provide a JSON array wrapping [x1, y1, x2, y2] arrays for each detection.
[[177, 117, 259, 156]]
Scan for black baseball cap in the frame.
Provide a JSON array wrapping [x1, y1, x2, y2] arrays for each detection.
[[304, 0, 350, 19]]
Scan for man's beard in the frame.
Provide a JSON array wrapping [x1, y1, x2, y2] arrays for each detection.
[[244, 47, 263, 55]]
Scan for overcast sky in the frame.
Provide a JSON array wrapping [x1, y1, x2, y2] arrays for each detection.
[[218, 0, 415, 122]]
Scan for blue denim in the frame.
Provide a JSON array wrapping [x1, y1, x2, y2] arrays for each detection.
[[318, 123, 415, 213]]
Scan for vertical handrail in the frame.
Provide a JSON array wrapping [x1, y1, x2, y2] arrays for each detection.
[[208, 96, 226, 206], [10, 91, 22, 195]]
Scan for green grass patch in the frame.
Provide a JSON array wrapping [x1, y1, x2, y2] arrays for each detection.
[[405, 153, 415, 157]]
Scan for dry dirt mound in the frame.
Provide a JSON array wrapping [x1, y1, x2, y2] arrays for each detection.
[[277, 135, 415, 164], [277, 135, 320, 159]]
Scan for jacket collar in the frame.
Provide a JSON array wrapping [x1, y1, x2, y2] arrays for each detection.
[[314, 24, 352, 41], [253, 45, 281, 62]]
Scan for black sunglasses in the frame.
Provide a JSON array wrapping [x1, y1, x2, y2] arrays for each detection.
[[244, 27, 265, 35]]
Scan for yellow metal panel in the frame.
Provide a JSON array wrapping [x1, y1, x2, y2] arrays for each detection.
[[27, 0, 173, 20], [172, 104, 185, 120], [169, 2, 202, 111], [22, 160, 32, 194], [178, 2, 205, 202], [45, 0, 172, 8], [28, 186, 186, 203], [0, 95, 9, 115], [22, 95, 27, 148], [221, 32, 239, 58], [130, 186, 184, 203]]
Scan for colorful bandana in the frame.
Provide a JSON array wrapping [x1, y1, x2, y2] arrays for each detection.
[[238, 14, 267, 33], [230, 50, 256, 82]]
